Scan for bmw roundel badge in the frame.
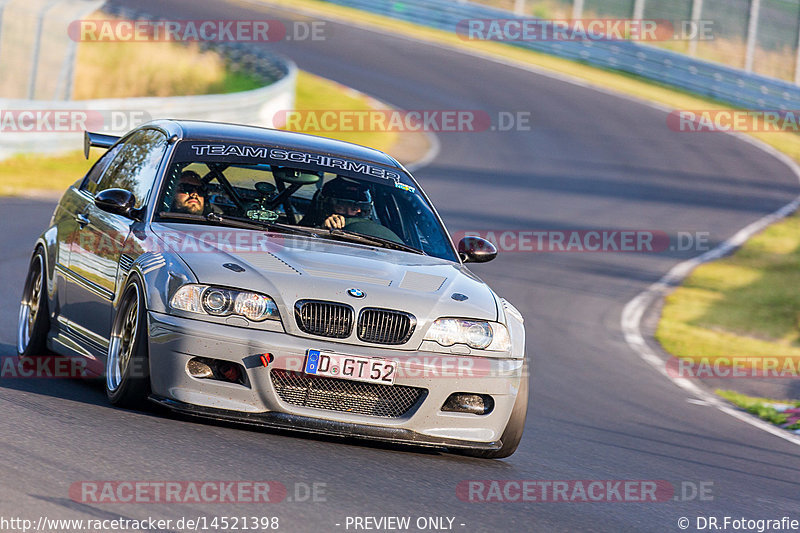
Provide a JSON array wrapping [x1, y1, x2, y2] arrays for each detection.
[[347, 288, 366, 298]]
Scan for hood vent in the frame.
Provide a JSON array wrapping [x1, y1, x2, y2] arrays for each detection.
[[239, 252, 300, 275], [399, 271, 446, 292], [304, 268, 391, 286]]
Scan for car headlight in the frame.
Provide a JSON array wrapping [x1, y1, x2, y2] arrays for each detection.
[[170, 284, 279, 322], [424, 318, 511, 351]]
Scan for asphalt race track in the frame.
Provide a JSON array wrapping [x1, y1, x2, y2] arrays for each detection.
[[1, 1, 799, 531]]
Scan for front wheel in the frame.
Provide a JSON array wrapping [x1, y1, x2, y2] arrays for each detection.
[[106, 278, 151, 408], [458, 360, 529, 459], [17, 249, 51, 358]]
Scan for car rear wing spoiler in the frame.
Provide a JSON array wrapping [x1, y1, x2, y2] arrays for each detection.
[[83, 131, 120, 159]]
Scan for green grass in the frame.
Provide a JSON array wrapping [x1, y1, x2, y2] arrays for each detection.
[[657, 214, 800, 362], [74, 41, 263, 99], [73, 14, 262, 99], [0, 70, 396, 196], [217, 70, 267, 94], [717, 390, 800, 429], [0, 152, 91, 196], [290, 70, 398, 151]]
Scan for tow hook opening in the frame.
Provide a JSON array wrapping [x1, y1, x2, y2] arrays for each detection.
[[187, 357, 247, 386], [441, 393, 495, 415]]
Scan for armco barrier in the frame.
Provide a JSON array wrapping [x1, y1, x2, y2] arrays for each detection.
[[0, 69, 296, 159], [0, 2, 296, 158], [322, 0, 800, 111]]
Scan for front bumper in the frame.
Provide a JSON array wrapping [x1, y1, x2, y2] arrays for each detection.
[[147, 311, 525, 448]]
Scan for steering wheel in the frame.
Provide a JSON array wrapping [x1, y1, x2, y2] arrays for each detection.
[[343, 218, 404, 244]]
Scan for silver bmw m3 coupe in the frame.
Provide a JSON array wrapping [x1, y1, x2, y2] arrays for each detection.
[[18, 120, 528, 458]]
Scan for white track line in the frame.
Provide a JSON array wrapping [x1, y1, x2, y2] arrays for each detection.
[[254, 0, 800, 445], [620, 144, 800, 448]]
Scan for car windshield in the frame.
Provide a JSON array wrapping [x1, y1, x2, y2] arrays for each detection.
[[154, 141, 458, 261]]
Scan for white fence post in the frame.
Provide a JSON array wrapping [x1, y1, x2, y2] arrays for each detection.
[[794, 7, 800, 84], [56, 1, 105, 99], [744, 0, 761, 72], [633, 0, 645, 21], [572, 0, 584, 20], [0, 0, 10, 58], [688, 0, 704, 57], [514, 0, 525, 16]]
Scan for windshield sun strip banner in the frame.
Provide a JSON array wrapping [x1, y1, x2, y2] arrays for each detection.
[[174, 142, 410, 187]]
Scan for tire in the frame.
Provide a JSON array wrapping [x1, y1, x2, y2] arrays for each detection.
[[458, 360, 529, 459], [17, 248, 52, 358], [106, 278, 151, 408]]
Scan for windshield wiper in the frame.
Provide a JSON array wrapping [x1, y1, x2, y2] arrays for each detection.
[[205, 213, 320, 237], [323, 229, 425, 255], [159, 212, 424, 254], [157, 212, 319, 237]]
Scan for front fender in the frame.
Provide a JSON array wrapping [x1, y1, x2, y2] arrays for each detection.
[[500, 298, 526, 360], [114, 227, 197, 315]]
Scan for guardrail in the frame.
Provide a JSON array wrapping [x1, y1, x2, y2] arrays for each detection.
[[0, 2, 297, 158], [323, 0, 800, 111]]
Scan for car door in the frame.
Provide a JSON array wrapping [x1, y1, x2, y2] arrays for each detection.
[[63, 128, 168, 351], [51, 142, 124, 327]]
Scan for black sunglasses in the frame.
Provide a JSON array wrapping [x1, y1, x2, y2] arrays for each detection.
[[178, 183, 206, 195]]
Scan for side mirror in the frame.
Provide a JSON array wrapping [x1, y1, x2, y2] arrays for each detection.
[[458, 236, 497, 263], [95, 188, 136, 218]]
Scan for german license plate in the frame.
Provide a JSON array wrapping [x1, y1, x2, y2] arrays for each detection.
[[304, 349, 396, 385]]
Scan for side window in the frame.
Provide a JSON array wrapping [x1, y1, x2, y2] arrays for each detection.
[[95, 129, 169, 208], [81, 142, 124, 195]]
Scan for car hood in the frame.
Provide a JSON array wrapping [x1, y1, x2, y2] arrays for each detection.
[[153, 223, 500, 331]]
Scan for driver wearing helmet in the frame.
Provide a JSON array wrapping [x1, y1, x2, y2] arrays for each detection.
[[306, 176, 373, 229]]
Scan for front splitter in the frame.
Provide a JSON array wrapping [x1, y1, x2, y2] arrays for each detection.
[[149, 395, 502, 451]]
